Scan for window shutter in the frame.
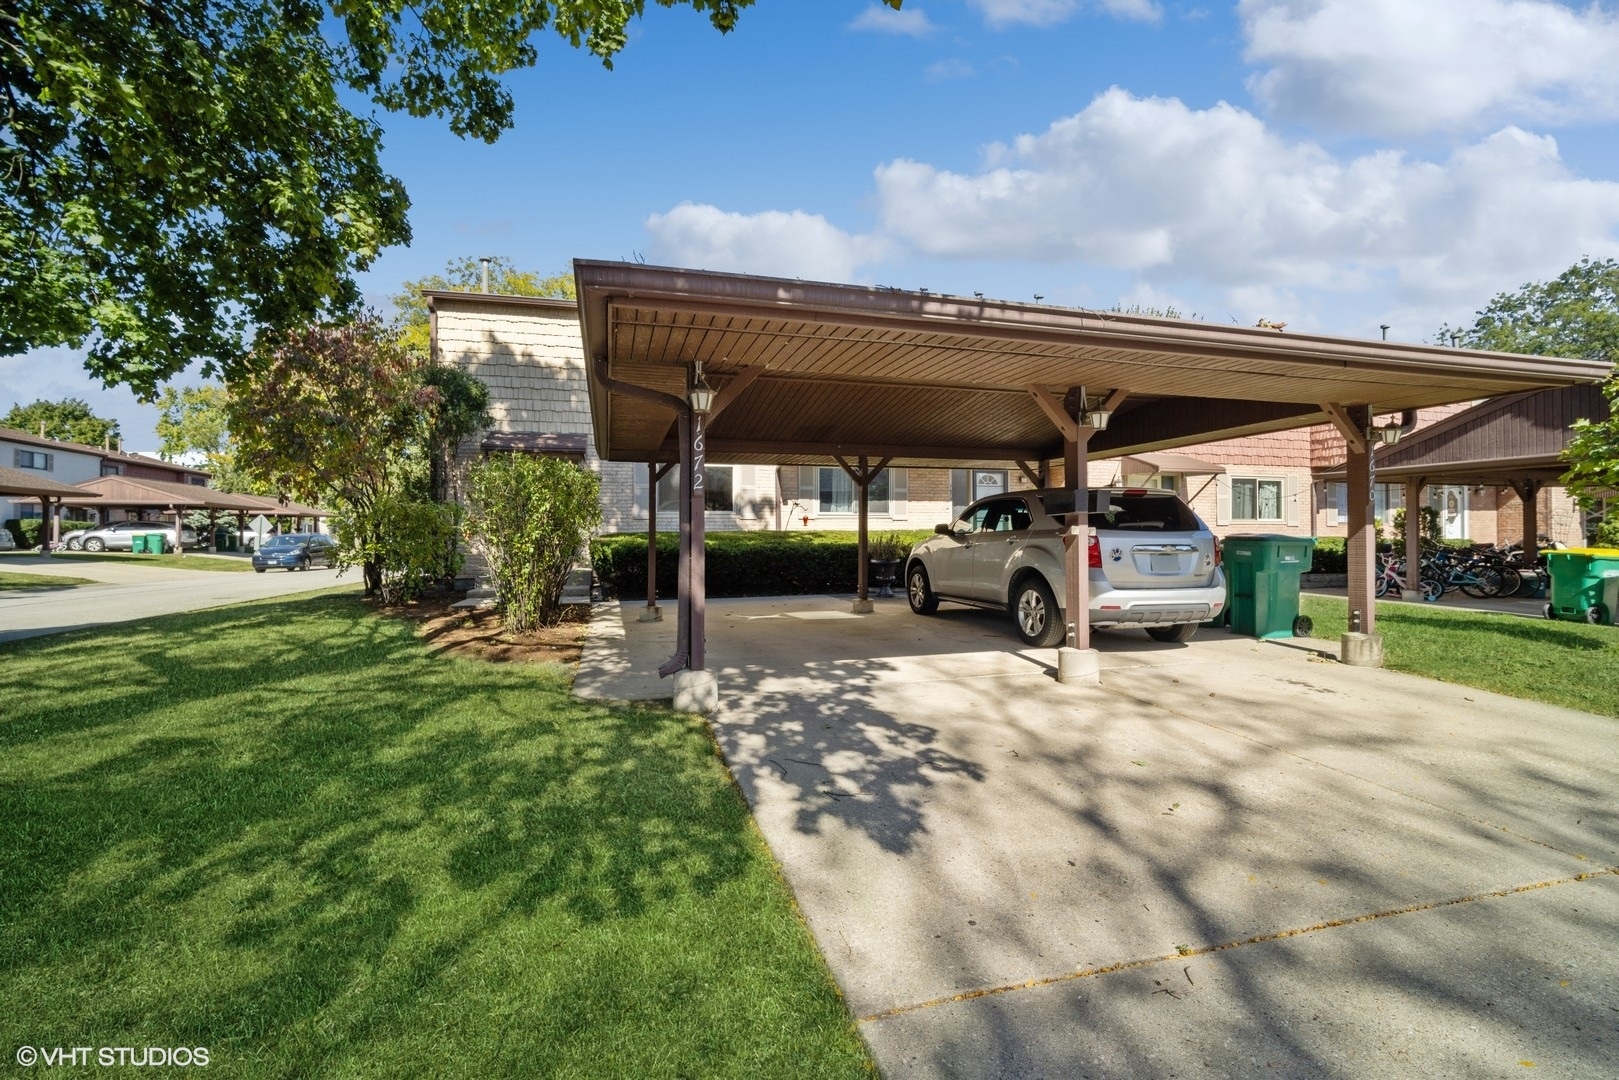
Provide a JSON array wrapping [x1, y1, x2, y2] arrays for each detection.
[[1216, 477, 1231, 527], [798, 467, 816, 512], [1285, 474, 1299, 527], [889, 468, 907, 519], [633, 467, 649, 515]]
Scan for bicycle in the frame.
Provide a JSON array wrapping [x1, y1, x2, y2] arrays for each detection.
[[1376, 553, 1443, 602]]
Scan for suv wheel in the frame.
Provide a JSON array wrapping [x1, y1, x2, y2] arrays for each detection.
[[84, 537, 105, 552], [1013, 577, 1065, 648], [906, 563, 939, 615], [1146, 623, 1198, 643]]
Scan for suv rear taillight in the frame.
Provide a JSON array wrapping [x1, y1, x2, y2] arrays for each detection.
[[1088, 534, 1102, 569], [1214, 540, 1222, 568]]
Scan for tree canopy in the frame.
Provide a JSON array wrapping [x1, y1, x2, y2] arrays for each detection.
[[4, 1, 895, 397], [1446, 257, 1619, 502], [1, 397, 120, 446], [154, 384, 266, 493]]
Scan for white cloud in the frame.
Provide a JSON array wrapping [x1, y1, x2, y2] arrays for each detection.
[[871, 88, 1619, 307], [848, 3, 936, 36], [643, 203, 891, 283], [969, 0, 1160, 28], [1241, 0, 1619, 135]]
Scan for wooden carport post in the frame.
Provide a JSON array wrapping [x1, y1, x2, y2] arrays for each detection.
[[1404, 477, 1426, 595], [1324, 404, 1383, 666], [641, 461, 674, 622], [1026, 383, 1106, 685], [837, 455, 890, 614], [1510, 480, 1542, 572]]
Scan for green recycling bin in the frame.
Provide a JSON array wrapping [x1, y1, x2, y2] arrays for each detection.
[[1543, 548, 1619, 625], [146, 532, 168, 554], [130, 533, 148, 554], [1222, 534, 1316, 639]]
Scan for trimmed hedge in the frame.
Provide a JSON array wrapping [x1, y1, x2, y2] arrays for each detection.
[[1310, 536, 1346, 574], [5, 518, 98, 548], [592, 530, 935, 599]]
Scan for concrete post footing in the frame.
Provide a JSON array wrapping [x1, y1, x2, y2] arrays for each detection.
[[1056, 647, 1102, 685], [850, 598, 875, 614], [637, 605, 663, 622], [672, 669, 719, 713], [1339, 632, 1385, 667]]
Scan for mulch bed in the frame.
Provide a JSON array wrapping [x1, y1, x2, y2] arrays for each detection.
[[378, 593, 590, 667]]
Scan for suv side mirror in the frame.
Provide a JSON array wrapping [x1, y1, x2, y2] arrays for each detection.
[[934, 523, 951, 535]]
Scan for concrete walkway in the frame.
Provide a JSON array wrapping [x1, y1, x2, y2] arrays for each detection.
[[579, 596, 1619, 1078], [0, 553, 355, 643]]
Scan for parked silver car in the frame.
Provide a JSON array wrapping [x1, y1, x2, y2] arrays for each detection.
[[904, 487, 1226, 646], [78, 520, 200, 552]]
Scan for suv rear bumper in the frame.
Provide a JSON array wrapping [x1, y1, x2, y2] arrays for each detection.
[[1087, 580, 1226, 627]]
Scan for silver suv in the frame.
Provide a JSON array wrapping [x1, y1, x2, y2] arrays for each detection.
[[905, 487, 1226, 646], [78, 520, 200, 552]]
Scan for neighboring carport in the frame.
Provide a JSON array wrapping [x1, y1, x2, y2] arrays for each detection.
[[1320, 383, 1611, 591], [54, 476, 323, 552], [0, 465, 102, 552], [573, 260, 1608, 705]]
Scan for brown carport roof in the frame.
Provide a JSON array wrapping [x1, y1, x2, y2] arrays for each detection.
[[1318, 383, 1612, 486], [575, 260, 1610, 468], [0, 465, 103, 499], [57, 475, 324, 515]]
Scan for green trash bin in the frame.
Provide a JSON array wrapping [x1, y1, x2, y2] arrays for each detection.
[[130, 533, 148, 554], [146, 532, 169, 554], [1543, 548, 1619, 625], [1222, 534, 1317, 639]]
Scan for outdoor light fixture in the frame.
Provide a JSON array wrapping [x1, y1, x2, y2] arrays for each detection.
[[687, 361, 715, 415], [1080, 399, 1112, 431], [1369, 423, 1403, 445]]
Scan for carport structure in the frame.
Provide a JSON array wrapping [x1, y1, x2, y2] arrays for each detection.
[[575, 261, 1608, 703], [55, 476, 326, 551], [1321, 383, 1611, 587], [0, 465, 101, 551]]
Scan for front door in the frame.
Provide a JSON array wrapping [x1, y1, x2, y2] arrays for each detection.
[[1429, 485, 1469, 541]]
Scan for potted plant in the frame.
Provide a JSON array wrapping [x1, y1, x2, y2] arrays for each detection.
[[866, 532, 908, 598]]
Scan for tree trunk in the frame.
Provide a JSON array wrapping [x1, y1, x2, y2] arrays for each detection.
[[364, 558, 382, 598]]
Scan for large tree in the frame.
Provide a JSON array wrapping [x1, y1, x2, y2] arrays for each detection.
[[154, 384, 265, 493], [4, 1, 895, 398], [2, 397, 120, 446], [228, 316, 427, 593], [1445, 257, 1619, 502]]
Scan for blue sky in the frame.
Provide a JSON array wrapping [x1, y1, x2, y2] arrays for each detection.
[[8, 0, 1619, 447]]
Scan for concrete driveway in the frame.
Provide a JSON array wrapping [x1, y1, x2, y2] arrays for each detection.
[[0, 553, 355, 642], [578, 596, 1619, 1078]]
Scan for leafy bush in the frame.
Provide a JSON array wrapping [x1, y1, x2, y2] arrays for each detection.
[[1592, 510, 1619, 548], [465, 455, 601, 631], [592, 530, 936, 600], [1309, 536, 1346, 574], [1392, 505, 1442, 543], [3, 518, 96, 548], [334, 496, 460, 605]]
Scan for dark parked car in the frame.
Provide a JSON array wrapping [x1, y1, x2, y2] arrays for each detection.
[[251, 532, 337, 572]]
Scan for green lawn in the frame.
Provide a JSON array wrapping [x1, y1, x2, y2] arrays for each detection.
[[1301, 595, 1619, 717], [49, 551, 256, 572], [0, 570, 97, 590], [0, 592, 875, 1078]]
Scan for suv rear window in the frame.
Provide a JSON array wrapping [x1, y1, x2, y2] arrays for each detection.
[[1089, 491, 1200, 531]]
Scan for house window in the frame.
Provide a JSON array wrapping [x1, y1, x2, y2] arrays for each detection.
[[657, 465, 734, 512], [101, 462, 122, 476], [818, 467, 888, 515], [14, 449, 51, 471], [1232, 477, 1283, 521], [1329, 482, 1406, 526]]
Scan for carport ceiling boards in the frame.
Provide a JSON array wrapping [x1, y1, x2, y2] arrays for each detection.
[[575, 260, 1610, 469]]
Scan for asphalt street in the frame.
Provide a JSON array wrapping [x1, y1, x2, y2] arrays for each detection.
[[0, 553, 356, 643]]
